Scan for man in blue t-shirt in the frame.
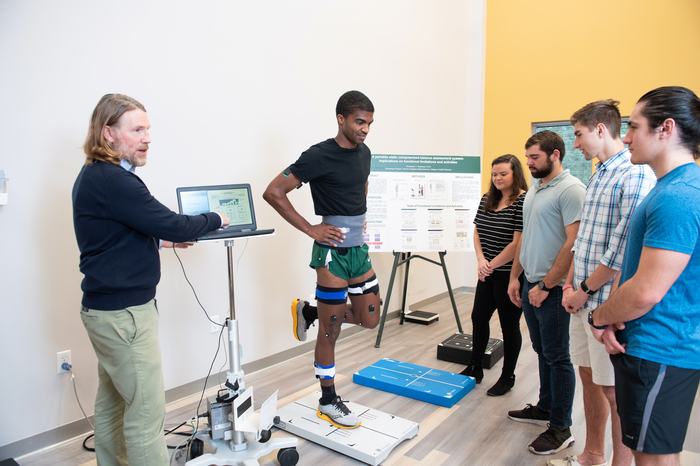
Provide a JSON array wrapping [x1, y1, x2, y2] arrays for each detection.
[[590, 86, 700, 466], [264, 91, 380, 429]]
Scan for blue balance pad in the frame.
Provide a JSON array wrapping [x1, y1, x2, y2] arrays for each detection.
[[353, 358, 475, 407]]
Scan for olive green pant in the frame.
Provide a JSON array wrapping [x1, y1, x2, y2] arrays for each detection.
[[80, 299, 169, 466]]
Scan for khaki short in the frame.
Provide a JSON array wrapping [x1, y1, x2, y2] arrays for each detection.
[[570, 308, 615, 386], [309, 242, 372, 281]]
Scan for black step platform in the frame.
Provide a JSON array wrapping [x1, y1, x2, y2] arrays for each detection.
[[404, 310, 439, 325], [437, 333, 504, 369]]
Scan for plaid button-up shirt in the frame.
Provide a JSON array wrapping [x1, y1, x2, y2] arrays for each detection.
[[572, 149, 657, 308]]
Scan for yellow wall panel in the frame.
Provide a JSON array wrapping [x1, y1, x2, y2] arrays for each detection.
[[483, 0, 700, 190]]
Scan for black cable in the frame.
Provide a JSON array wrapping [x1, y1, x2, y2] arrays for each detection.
[[171, 243, 233, 460], [164, 419, 192, 436], [164, 413, 210, 450], [186, 322, 227, 460], [167, 443, 188, 450], [216, 325, 230, 389], [172, 245, 225, 327], [170, 242, 229, 437], [171, 243, 232, 460], [82, 433, 95, 452], [81, 415, 208, 452], [164, 420, 188, 436]]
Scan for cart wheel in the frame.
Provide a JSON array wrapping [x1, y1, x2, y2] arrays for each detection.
[[277, 447, 299, 466], [189, 438, 204, 459]]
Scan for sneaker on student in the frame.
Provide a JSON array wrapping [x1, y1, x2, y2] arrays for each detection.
[[508, 403, 550, 425], [547, 456, 607, 466], [317, 396, 361, 429], [291, 298, 313, 342], [529, 424, 575, 455]]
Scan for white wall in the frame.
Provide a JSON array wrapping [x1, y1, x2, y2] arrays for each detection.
[[0, 0, 484, 449]]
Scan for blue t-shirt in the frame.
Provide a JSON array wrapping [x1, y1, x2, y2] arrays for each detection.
[[618, 163, 700, 369]]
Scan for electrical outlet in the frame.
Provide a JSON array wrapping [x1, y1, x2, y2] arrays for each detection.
[[57, 350, 71, 374], [211, 316, 220, 334]]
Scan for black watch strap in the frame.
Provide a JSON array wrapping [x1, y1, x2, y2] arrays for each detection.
[[588, 309, 607, 330], [538, 281, 553, 292], [580, 280, 596, 296]]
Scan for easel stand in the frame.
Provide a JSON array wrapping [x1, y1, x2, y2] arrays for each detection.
[[375, 251, 463, 348], [187, 239, 298, 466]]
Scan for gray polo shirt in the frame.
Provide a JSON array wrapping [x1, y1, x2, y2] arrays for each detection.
[[520, 169, 585, 285]]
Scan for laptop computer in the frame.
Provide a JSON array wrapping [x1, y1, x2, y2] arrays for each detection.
[[176, 183, 274, 242]]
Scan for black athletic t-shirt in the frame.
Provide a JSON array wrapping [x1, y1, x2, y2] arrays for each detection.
[[289, 138, 371, 216]]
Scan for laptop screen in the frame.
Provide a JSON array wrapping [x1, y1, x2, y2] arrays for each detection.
[[176, 183, 257, 231]]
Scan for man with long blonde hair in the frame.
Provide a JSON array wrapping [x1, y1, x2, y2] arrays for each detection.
[[72, 94, 228, 466]]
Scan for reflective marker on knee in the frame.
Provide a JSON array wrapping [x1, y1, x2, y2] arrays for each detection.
[[314, 362, 335, 380], [325, 333, 329, 337]]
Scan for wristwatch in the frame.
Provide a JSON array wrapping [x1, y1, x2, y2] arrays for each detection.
[[580, 280, 597, 296], [537, 281, 553, 292], [588, 309, 607, 330]]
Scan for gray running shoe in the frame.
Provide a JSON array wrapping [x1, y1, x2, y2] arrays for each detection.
[[291, 299, 311, 342], [317, 396, 361, 429]]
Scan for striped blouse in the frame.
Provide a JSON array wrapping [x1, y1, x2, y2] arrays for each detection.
[[474, 192, 525, 272]]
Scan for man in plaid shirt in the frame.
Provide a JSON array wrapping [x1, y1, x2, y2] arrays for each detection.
[[552, 100, 656, 466]]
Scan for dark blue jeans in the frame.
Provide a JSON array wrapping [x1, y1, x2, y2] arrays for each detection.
[[521, 279, 575, 429]]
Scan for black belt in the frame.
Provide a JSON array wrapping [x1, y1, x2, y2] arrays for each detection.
[[314, 241, 350, 255]]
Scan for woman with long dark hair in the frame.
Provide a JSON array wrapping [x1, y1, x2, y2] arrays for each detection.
[[461, 154, 529, 396]]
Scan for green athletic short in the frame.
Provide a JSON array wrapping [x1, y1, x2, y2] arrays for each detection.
[[309, 242, 372, 281]]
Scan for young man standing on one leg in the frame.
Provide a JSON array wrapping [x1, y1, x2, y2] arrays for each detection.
[[507, 131, 585, 456], [264, 91, 380, 429], [550, 100, 656, 466], [591, 86, 700, 466]]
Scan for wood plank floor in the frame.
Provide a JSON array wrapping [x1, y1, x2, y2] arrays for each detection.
[[18, 292, 700, 465]]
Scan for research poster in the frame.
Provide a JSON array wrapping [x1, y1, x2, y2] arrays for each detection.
[[365, 154, 482, 252]]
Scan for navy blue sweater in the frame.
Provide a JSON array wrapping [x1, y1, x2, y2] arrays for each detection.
[[72, 161, 221, 310]]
